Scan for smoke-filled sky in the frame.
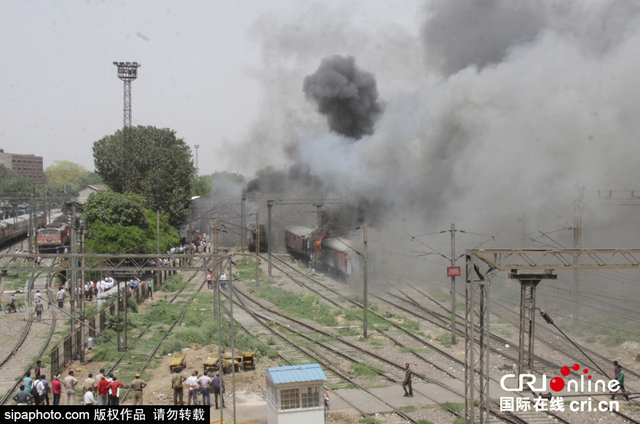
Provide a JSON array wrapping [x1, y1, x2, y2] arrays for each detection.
[[5, 0, 640, 249], [236, 0, 640, 250]]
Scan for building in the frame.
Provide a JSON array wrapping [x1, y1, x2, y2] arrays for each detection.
[[0, 149, 44, 186], [74, 185, 108, 205], [266, 363, 327, 424]]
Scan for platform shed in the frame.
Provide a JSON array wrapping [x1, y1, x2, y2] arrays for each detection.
[[266, 363, 327, 424]]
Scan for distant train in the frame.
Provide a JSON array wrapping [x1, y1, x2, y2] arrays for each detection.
[[36, 223, 71, 252], [285, 226, 363, 277], [0, 212, 46, 246]]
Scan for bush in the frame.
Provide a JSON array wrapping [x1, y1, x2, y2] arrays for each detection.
[[435, 333, 452, 348], [162, 275, 186, 292]]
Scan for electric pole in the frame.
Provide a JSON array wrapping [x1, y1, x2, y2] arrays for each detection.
[[194, 144, 200, 174]]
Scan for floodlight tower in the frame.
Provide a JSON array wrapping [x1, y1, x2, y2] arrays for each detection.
[[113, 61, 141, 192]]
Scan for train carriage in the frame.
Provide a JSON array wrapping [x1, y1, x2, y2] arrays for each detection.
[[36, 224, 70, 252], [321, 237, 363, 277], [285, 226, 315, 257]]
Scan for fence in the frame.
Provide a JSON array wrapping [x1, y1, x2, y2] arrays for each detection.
[[50, 276, 154, 376]]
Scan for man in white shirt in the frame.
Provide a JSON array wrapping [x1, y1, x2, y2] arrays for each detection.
[[83, 389, 97, 405], [186, 370, 200, 406]]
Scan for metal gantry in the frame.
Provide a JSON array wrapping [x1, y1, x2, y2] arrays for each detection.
[[464, 248, 640, 424], [113, 61, 141, 193]]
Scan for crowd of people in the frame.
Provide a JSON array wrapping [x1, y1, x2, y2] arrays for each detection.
[[171, 368, 225, 408], [14, 364, 147, 406]]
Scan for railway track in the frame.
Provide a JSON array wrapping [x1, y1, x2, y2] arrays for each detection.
[[383, 281, 640, 424], [233, 254, 577, 424], [0, 258, 58, 404]]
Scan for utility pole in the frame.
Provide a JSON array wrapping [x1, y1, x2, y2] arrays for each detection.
[[113, 61, 141, 193], [241, 194, 246, 252], [80, 229, 86, 363], [267, 200, 273, 277], [194, 144, 200, 174], [255, 211, 260, 280], [450, 223, 457, 345], [363, 223, 368, 339], [28, 193, 33, 252], [70, 203, 77, 328]]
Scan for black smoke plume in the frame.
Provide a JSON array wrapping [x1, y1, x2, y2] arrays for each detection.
[[303, 55, 383, 140]]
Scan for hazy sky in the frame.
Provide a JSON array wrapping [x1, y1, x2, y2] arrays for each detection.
[[0, 0, 421, 176]]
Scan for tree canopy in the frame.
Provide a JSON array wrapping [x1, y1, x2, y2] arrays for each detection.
[[0, 165, 34, 196], [44, 160, 101, 195], [83, 191, 180, 254], [93, 126, 195, 227]]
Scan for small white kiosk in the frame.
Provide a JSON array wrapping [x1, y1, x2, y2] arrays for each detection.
[[266, 363, 327, 424]]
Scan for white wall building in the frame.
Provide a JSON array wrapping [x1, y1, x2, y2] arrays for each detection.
[[266, 363, 327, 424]]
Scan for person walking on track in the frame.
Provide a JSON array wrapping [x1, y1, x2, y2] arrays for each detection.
[[402, 362, 413, 397]]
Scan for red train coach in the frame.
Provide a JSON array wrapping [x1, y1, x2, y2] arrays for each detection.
[[37, 224, 70, 252]]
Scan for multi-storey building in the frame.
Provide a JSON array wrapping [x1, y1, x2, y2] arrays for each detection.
[[0, 149, 44, 186]]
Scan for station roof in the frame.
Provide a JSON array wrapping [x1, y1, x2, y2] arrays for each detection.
[[267, 363, 327, 384]]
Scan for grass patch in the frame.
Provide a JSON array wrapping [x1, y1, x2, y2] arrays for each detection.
[[349, 363, 384, 378], [399, 405, 417, 413], [358, 417, 383, 424], [441, 402, 463, 413], [435, 333, 452, 348], [162, 275, 187, 292], [235, 257, 257, 280], [253, 282, 339, 327]]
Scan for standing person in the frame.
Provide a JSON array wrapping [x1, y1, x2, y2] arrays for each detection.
[[324, 388, 330, 410], [95, 369, 105, 386], [83, 389, 97, 405], [34, 290, 42, 305], [23, 371, 33, 394], [219, 273, 228, 290], [402, 363, 413, 397], [63, 371, 78, 405], [32, 375, 44, 405], [56, 287, 65, 309], [212, 373, 225, 410], [206, 273, 212, 289], [83, 373, 96, 395], [108, 376, 124, 406], [40, 374, 50, 406], [130, 374, 147, 406], [51, 375, 62, 406], [8, 293, 17, 313], [96, 375, 109, 406], [171, 368, 186, 406], [147, 280, 153, 299], [186, 370, 200, 406], [34, 361, 42, 379], [198, 371, 212, 406], [12, 385, 33, 405], [35, 301, 43, 321]]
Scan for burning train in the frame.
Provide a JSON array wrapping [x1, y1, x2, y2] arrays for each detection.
[[285, 225, 363, 277]]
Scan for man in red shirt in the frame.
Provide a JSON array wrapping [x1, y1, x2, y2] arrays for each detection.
[[51, 375, 62, 406], [108, 377, 124, 405], [97, 375, 110, 406]]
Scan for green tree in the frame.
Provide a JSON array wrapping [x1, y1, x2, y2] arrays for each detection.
[[44, 161, 91, 195], [0, 165, 34, 196], [93, 126, 196, 227], [83, 191, 180, 254]]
